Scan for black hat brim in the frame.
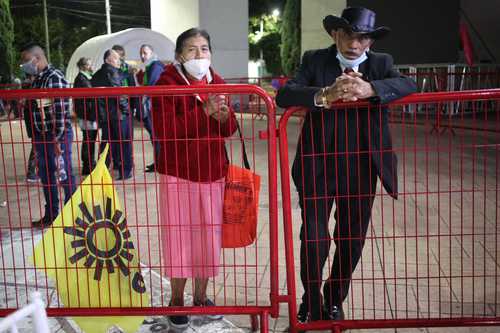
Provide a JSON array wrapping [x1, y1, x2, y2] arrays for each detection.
[[323, 15, 391, 39]]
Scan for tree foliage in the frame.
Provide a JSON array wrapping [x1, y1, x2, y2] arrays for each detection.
[[10, 0, 149, 74], [0, 0, 15, 82], [249, 12, 283, 75], [281, 0, 301, 76], [13, 14, 102, 72], [249, 0, 284, 18]]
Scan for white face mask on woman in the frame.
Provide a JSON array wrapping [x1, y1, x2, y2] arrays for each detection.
[[183, 58, 211, 80]]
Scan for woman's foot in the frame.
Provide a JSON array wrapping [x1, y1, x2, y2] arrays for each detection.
[[193, 298, 223, 320], [168, 302, 189, 329]]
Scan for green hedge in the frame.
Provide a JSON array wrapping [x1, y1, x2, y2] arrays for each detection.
[[280, 0, 300, 77], [0, 0, 15, 82]]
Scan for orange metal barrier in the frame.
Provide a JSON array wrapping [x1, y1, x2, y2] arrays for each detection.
[[278, 89, 500, 332], [0, 84, 278, 332]]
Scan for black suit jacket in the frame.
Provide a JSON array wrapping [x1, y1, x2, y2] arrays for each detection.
[[90, 63, 129, 123], [73, 72, 96, 121], [276, 45, 417, 198]]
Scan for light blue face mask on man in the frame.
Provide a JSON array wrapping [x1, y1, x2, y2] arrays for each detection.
[[20, 59, 38, 76], [336, 51, 368, 69]]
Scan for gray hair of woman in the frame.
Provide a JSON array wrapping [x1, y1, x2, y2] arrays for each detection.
[[175, 28, 212, 55], [76, 57, 91, 70]]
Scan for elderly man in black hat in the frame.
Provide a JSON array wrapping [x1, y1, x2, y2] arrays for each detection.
[[276, 7, 416, 322]]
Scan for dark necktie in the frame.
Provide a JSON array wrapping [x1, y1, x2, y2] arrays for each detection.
[[344, 67, 354, 74]]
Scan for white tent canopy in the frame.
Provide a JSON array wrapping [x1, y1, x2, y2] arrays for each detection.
[[66, 28, 175, 84]]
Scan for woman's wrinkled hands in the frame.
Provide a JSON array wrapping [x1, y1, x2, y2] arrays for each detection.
[[204, 94, 230, 122]]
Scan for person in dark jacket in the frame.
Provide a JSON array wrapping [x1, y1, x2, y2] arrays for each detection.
[[73, 57, 97, 175], [91, 49, 133, 180], [276, 7, 417, 322], [137, 44, 164, 172], [112, 44, 141, 132]]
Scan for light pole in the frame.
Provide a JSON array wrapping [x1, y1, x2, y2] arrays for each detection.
[[42, 0, 50, 62], [105, 0, 111, 34]]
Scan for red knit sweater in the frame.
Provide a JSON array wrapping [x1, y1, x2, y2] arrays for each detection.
[[152, 64, 238, 182]]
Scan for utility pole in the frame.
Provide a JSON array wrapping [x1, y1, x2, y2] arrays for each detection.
[[42, 0, 50, 62], [105, 0, 111, 34]]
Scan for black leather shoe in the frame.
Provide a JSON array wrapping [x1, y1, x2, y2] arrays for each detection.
[[297, 302, 310, 323], [325, 304, 345, 320], [32, 216, 53, 228], [297, 302, 326, 323]]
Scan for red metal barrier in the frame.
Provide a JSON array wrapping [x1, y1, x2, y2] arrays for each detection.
[[279, 89, 500, 332], [0, 84, 278, 332], [223, 69, 500, 94]]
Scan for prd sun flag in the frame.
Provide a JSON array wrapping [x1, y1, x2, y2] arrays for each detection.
[[32, 145, 149, 333]]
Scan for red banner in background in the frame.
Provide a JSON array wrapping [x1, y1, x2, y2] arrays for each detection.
[[459, 21, 475, 66]]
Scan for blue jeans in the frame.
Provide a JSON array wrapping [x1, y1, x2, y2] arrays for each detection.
[[33, 128, 76, 221]]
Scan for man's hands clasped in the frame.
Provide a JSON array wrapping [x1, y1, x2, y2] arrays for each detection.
[[319, 71, 375, 107]]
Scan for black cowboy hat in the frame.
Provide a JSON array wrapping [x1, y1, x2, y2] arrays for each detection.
[[323, 7, 390, 40]]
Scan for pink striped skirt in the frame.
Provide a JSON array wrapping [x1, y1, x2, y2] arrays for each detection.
[[159, 174, 224, 278]]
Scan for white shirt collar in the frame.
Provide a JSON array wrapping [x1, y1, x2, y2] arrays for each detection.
[[339, 63, 360, 73]]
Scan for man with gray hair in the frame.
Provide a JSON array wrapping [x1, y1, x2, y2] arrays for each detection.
[[276, 7, 417, 322], [73, 57, 97, 175], [20, 42, 76, 227], [91, 49, 133, 180]]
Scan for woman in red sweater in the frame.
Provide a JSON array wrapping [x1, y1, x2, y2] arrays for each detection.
[[152, 28, 237, 329]]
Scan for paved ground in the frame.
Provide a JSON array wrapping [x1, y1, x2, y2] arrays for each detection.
[[0, 111, 499, 332]]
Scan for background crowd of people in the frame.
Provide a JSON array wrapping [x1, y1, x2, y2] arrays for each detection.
[[8, 27, 237, 328], [11, 42, 166, 226]]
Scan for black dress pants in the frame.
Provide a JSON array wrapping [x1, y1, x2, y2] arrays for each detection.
[[81, 128, 98, 174], [297, 152, 378, 314]]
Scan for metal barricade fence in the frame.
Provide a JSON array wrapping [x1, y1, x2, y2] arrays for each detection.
[[0, 84, 278, 332], [397, 65, 500, 93], [224, 78, 284, 119], [278, 89, 500, 332]]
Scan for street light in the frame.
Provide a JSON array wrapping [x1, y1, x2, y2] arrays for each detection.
[[272, 9, 280, 18]]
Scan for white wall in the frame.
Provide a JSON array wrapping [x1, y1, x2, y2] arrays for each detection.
[[150, 0, 199, 46], [150, 0, 249, 78], [199, 0, 248, 78], [301, 0, 346, 53]]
